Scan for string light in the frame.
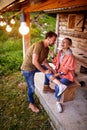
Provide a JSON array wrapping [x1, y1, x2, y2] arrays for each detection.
[[19, 12, 29, 35], [0, 15, 5, 26], [6, 24, 12, 32], [0, 12, 29, 34], [10, 16, 15, 24]]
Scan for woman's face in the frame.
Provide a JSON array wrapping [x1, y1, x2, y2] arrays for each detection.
[[61, 39, 70, 49]]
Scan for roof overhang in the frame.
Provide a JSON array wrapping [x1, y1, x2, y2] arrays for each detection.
[[24, 0, 87, 13], [0, 0, 87, 14]]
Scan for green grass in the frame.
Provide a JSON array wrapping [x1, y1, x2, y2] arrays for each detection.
[[0, 72, 52, 130]]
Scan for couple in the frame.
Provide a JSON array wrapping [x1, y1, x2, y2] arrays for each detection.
[[21, 31, 76, 113]]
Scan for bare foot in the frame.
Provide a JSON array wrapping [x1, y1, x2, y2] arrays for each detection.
[[28, 103, 40, 113]]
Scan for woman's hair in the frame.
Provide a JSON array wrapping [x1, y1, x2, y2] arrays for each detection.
[[64, 37, 72, 46], [45, 31, 57, 39]]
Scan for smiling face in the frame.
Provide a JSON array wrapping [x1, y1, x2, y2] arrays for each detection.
[[61, 38, 72, 50], [48, 36, 57, 46]]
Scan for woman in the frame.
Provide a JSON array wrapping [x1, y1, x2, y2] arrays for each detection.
[[44, 37, 76, 112]]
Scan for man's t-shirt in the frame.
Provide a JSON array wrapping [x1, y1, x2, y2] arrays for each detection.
[[21, 41, 49, 71]]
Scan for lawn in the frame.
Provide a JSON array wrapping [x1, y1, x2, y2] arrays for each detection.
[[0, 71, 53, 130]]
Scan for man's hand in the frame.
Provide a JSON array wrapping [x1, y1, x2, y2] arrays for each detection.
[[44, 69, 52, 74], [54, 73, 60, 77]]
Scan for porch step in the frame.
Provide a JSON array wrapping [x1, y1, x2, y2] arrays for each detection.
[[35, 72, 87, 130]]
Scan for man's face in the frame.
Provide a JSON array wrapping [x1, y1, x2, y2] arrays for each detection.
[[48, 36, 57, 46]]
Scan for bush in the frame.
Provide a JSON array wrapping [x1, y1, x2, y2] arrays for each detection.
[[0, 50, 23, 76]]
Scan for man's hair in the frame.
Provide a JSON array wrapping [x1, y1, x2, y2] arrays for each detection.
[[64, 37, 72, 46], [45, 31, 57, 39]]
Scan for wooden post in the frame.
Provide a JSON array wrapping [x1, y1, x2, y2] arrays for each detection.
[[54, 14, 59, 54], [22, 12, 30, 59]]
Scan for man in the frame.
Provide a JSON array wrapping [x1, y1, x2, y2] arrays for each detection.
[[21, 31, 57, 113]]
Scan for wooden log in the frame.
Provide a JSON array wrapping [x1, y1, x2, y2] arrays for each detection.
[[24, 0, 87, 12], [22, 12, 30, 58], [0, 0, 15, 10], [59, 30, 87, 39]]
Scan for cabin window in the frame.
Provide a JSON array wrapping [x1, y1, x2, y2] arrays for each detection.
[[68, 14, 76, 29]]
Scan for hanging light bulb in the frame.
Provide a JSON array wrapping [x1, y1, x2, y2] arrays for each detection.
[[3, 21, 6, 26], [0, 15, 3, 19], [0, 21, 4, 26], [6, 24, 12, 32], [10, 16, 15, 24], [0, 15, 4, 26], [19, 13, 29, 35]]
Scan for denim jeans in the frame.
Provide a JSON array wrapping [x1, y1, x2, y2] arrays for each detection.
[[21, 65, 47, 103], [45, 73, 71, 99]]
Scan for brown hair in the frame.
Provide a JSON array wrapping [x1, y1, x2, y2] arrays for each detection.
[[64, 37, 72, 46], [45, 31, 57, 39]]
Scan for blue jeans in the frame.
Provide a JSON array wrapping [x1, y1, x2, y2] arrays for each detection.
[[21, 65, 47, 103], [45, 73, 71, 100]]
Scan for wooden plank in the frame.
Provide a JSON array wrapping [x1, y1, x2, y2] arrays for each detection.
[[75, 14, 84, 32], [23, 12, 30, 57], [24, 0, 87, 12], [0, 0, 16, 10], [68, 14, 76, 29]]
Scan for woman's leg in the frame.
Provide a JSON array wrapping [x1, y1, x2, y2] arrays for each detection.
[[55, 78, 71, 113], [55, 78, 71, 99], [45, 73, 67, 96], [43, 73, 55, 93]]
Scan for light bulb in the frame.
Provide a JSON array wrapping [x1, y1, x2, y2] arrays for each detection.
[[0, 21, 4, 26], [6, 24, 12, 32], [0, 20, 6, 26], [3, 21, 6, 26], [0, 15, 3, 18], [19, 22, 29, 35], [10, 18, 15, 24]]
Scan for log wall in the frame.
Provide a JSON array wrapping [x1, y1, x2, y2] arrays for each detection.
[[57, 12, 87, 68]]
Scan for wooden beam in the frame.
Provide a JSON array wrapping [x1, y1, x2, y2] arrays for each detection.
[[24, 0, 87, 12], [0, 0, 16, 10], [22, 12, 30, 58]]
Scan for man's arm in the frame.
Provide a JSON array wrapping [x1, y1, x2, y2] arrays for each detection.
[[42, 59, 55, 73], [32, 53, 51, 74]]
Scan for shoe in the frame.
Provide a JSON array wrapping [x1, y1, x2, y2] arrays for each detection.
[[56, 102, 63, 113], [43, 85, 55, 93], [57, 83, 67, 96]]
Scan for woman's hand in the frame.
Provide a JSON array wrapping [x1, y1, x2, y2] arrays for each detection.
[[50, 75, 56, 81], [50, 73, 60, 81]]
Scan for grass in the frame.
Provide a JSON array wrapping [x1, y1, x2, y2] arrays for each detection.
[[0, 71, 53, 130], [0, 12, 56, 130]]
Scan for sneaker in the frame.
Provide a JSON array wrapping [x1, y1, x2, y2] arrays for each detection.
[[57, 83, 67, 96], [56, 102, 63, 113], [43, 85, 55, 93]]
